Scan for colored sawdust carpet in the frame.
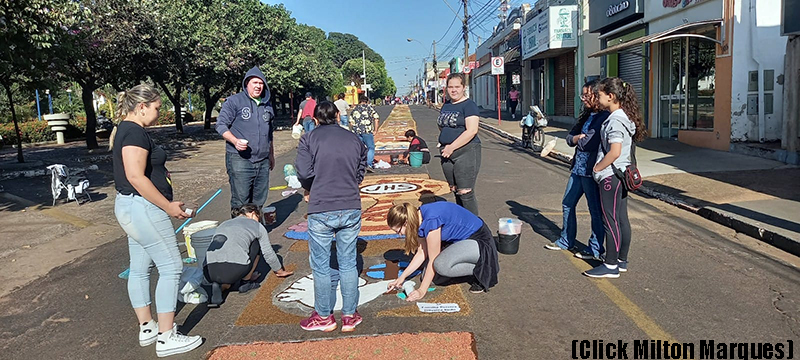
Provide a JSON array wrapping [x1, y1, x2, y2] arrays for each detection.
[[289, 238, 403, 257], [284, 174, 450, 240], [206, 331, 477, 360], [377, 284, 472, 318], [374, 105, 418, 162], [235, 264, 304, 326]]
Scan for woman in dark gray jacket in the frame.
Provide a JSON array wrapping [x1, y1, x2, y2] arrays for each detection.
[[544, 79, 608, 261]]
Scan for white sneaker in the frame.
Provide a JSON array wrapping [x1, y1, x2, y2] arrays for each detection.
[[155, 326, 203, 357], [512, 114, 515, 119], [139, 321, 158, 347]]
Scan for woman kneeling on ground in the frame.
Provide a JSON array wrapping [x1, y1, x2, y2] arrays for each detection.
[[386, 201, 499, 299], [204, 203, 293, 307]]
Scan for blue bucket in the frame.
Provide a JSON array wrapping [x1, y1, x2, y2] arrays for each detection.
[[409, 152, 423, 167]]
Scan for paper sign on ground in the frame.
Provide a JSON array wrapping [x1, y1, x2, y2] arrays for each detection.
[[416, 302, 462, 313]]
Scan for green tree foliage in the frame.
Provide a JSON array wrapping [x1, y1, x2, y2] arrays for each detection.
[[341, 58, 395, 99], [0, 0, 70, 161], [54, 0, 154, 148], [327, 33, 385, 68]]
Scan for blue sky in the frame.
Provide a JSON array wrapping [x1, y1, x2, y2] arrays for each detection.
[[261, 0, 513, 94]]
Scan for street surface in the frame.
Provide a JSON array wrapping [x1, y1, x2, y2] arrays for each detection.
[[0, 105, 798, 359]]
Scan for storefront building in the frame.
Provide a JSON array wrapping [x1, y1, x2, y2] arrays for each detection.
[[472, 4, 529, 113], [588, 0, 647, 120], [520, 2, 580, 117], [589, 0, 787, 152]]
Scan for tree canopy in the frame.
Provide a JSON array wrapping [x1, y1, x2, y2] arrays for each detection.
[[1, 0, 396, 160]]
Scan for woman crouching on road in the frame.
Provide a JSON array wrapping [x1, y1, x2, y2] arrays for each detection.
[[386, 201, 499, 299], [204, 203, 294, 308], [111, 84, 202, 357]]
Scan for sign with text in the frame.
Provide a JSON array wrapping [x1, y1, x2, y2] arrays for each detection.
[[512, 74, 521, 84], [521, 5, 579, 60], [491, 57, 505, 75]]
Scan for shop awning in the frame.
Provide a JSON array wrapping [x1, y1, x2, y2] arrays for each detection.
[[588, 19, 722, 58]]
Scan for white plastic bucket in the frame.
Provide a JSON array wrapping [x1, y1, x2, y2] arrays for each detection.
[[498, 218, 522, 235], [190, 228, 216, 265], [182, 220, 218, 258], [291, 124, 303, 139]]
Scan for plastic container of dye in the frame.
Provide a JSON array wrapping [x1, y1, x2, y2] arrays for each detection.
[[182, 220, 218, 259]]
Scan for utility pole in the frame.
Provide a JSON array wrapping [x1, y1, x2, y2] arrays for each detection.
[[433, 40, 438, 104], [362, 50, 368, 99], [463, 0, 469, 95]]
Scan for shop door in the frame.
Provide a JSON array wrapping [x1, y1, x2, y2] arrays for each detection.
[[618, 47, 644, 114], [554, 52, 575, 116], [659, 39, 686, 139]]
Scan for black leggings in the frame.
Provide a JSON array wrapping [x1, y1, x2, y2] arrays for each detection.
[[598, 175, 631, 265], [509, 100, 518, 115]]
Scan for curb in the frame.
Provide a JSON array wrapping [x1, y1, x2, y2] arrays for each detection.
[[478, 120, 800, 257]]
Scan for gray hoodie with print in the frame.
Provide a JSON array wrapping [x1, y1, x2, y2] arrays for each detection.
[[593, 109, 636, 183]]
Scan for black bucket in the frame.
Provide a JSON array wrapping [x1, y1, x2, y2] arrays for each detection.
[[496, 233, 520, 255]]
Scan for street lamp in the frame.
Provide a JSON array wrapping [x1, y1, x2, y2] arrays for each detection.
[[66, 88, 72, 106]]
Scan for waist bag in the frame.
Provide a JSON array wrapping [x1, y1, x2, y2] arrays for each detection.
[[602, 128, 642, 191]]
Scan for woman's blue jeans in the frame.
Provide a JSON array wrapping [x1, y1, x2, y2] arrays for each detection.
[[307, 209, 362, 316], [557, 174, 605, 256], [115, 193, 183, 313]]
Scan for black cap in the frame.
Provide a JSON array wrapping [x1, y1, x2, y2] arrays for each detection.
[[305, 92, 312, 98]]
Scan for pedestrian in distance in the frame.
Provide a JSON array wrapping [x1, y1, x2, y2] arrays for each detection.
[[216, 66, 276, 215], [295, 101, 368, 332], [400, 129, 431, 164], [110, 84, 202, 357], [584, 77, 647, 278], [334, 92, 351, 129], [508, 86, 520, 119], [437, 73, 482, 216], [351, 94, 380, 171], [386, 201, 499, 297], [544, 79, 609, 262], [204, 203, 294, 308], [295, 92, 317, 134]]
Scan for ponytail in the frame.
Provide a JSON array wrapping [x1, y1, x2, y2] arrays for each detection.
[[387, 202, 421, 254]]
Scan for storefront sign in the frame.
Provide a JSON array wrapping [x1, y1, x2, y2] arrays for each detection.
[[512, 74, 521, 84], [644, 0, 720, 24], [521, 5, 578, 60], [607, 0, 630, 16], [589, 0, 643, 33]]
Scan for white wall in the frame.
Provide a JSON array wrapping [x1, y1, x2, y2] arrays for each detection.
[[730, 0, 786, 142]]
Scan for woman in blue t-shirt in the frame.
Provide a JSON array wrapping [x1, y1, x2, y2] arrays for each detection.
[[386, 202, 499, 300], [437, 73, 482, 216]]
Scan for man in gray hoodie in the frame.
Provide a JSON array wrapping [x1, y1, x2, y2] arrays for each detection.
[[216, 67, 276, 213]]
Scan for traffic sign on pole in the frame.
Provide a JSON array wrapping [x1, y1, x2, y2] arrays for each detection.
[[491, 57, 505, 75]]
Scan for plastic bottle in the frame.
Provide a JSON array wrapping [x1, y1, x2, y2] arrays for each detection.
[[402, 281, 416, 296]]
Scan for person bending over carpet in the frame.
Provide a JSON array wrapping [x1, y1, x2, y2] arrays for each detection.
[[204, 203, 293, 307], [386, 201, 499, 300]]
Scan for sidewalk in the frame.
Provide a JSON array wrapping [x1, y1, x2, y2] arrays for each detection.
[[477, 111, 800, 256]]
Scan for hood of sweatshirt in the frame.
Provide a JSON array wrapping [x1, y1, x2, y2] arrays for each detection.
[[242, 66, 271, 101]]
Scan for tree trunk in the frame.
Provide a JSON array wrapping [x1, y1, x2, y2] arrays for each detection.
[[173, 82, 184, 134], [81, 84, 99, 149], [2, 81, 24, 163], [203, 87, 213, 130]]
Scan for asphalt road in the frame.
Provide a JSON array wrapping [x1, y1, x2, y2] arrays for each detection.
[[0, 105, 798, 360]]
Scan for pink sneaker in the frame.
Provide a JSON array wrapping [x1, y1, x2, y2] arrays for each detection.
[[341, 311, 362, 332], [300, 311, 337, 332]]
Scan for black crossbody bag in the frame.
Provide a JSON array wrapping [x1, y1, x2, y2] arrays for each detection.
[[601, 128, 643, 191]]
